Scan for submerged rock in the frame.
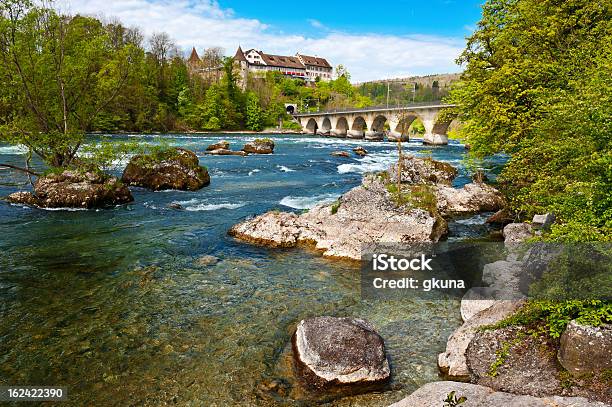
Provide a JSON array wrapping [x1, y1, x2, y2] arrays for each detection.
[[207, 148, 248, 156], [331, 151, 350, 158], [194, 255, 220, 266], [122, 147, 210, 191], [389, 381, 605, 407], [206, 140, 230, 151], [229, 175, 447, 260], [242, 139, 274, 154], [558, 320, 612, 376], [7, 170, 133, 209], [352, 147, 368, 156], [292, 317, 390, 389]]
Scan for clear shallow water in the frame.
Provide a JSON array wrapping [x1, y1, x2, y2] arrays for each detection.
[[0, 135, 505, 406]]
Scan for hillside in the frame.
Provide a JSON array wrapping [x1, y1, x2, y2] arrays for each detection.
[[355, 73, 461, 105]]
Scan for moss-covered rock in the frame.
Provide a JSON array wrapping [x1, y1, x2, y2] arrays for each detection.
[[242, 138, 274, 154], [122, 147, 210, 191], [7, 170, 133, 209]]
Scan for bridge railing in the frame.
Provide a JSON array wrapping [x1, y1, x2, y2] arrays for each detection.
[[293, 102, 456, 116]]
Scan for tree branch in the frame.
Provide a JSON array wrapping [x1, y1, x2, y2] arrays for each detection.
[[0, 163, 41, 176]]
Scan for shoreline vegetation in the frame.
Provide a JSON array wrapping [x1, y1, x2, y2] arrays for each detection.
[[0, 0, 610, 406]]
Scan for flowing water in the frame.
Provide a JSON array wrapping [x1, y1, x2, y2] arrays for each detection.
[[0, 134, 505, 406]]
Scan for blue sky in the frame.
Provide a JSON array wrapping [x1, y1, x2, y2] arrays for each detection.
[[223, 0, 482, 38], [65, 0, 484, 82]]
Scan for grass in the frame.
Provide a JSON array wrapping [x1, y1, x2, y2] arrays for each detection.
[[386, 183, 438, 216], [133, 146, 182, 168], [330, 200, 341, 215], [254, 138, 273, 144]]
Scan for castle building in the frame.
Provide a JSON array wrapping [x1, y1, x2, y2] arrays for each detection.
[[234, 46, 332, 82]]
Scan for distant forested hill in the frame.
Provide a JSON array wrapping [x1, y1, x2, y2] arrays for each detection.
[[355, 73, 461, 106]]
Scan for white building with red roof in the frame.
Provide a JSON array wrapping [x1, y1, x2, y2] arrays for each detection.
[[234, 47, 332, 82]]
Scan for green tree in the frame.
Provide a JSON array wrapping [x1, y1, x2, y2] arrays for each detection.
[[245, 92, 263, 131], [448, 0, 612, 241], [0, 1, 139, 168]]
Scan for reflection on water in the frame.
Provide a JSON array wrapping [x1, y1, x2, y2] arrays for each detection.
[[0, 134, 505, 406]]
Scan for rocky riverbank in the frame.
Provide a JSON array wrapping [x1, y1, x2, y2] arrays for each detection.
[[229, 156, 504, 260], [426, 225, 611, 406]]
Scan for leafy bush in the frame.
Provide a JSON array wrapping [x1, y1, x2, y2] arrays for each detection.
[[488, 300, 611, 339]]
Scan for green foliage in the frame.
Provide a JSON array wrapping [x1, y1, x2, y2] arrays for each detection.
[[487, 300, 612, 339], [385, 182, 438, 215], [245, 92, 263, 131], [282, 120, 302, 130], [443, 391, 467, 407], [79, 139, 140, 172], [330, 200, 341, 215], [0, 3, 140, 167], [409, 185, 438, 215], [487, 333, 525, 377], [448, 0, 612, 241], [132, 144, 182, 168]]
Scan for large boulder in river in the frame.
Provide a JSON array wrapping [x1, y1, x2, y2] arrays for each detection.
[[434, 182, 506, 216], [229, 174, 447, 260], [558, 320, 612, 376], [122, 147, 210, 191], [7, 170, 133, 209], [388, 156, 457, 186], [242, 138, 274, 154], [292, 317, 390, 390], [389, 381, 606, 407], [206, 140, 230, 151]]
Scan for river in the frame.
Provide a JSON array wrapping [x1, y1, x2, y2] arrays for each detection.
[[0, 134, 505, 406]]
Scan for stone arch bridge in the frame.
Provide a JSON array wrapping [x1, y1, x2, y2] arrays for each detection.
[[293, 103, 456, 145]]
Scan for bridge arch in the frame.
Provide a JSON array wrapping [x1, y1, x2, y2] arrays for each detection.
[[321, 117, 332, 133], [351, 116, 367, 131], [334, 117, 348, 136], [371, 115, 388, 132], [305, 118, 318, 134], [393, 114, 418, 133]]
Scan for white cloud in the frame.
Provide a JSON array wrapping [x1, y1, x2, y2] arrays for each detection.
[[62, 0, 464, 82]]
